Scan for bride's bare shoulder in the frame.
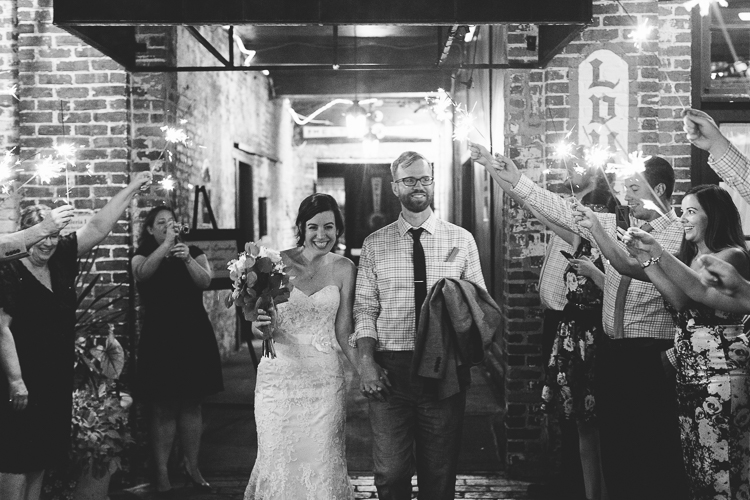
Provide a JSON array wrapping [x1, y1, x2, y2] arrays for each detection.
[[328, 253, 355, 276]]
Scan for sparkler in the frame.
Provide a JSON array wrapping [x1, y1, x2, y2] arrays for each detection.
[[159, 176, 175, 192], [36, 157, 66, 184], [642, 199, 666, 217], [627, 19, 655, 50], [427, 88, 486, 144]]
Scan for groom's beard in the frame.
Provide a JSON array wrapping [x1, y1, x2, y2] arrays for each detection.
[[399, 189, 433, 213]]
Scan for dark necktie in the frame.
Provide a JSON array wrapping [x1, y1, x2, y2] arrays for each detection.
[[409, 228, 427, 332]]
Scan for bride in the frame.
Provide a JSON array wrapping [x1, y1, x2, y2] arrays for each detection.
[[244, 193, 358, 500]]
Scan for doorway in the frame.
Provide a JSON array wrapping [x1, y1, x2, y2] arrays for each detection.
[[317, 163, 402, 265]]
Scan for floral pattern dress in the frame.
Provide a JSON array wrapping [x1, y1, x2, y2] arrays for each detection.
[[666, 303, 750, 500], [541, 239, 605, 425]]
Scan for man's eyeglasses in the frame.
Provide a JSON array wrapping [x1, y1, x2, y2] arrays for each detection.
[[394, 176, 434, 187]]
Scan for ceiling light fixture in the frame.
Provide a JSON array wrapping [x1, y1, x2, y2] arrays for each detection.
[[739, 11, 750, 20], [345, 101, 368, 138]]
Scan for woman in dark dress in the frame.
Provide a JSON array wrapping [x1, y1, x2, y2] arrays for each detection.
[[133, 206, 223, 495], [0, 171, 152, 500]]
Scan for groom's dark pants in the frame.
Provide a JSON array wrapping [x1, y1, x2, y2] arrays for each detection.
[[369, 351, 466, 500]]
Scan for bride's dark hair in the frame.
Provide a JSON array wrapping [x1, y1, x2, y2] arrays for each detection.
[[295, 193, 345, 248]]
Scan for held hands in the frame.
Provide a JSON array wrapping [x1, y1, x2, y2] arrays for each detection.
[[41, 205, 75, 234], [468, 142, 493, 166], [572, 204, 601, 232], [8, 379, 28, 411], [468, 143, 522, 188], [683, 109, 730, 158], [358, 358, 391, 402], [696, 254, 748, 297], [130, 170, 153, 192], [570, 257, 598, 279], [622, 227, 661, 261], [252, 308, 277, 340]]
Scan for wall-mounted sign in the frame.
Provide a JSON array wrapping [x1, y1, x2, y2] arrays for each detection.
[[60, 214, 92, 235], [183, 229, 239, 290], [303, 126, 432, 141], [578, 49, 629, 151]]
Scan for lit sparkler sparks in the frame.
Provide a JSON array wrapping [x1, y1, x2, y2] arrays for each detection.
[[54, 143, 76, 164], [426, 88, 453, 122], [584, 145, 611, 170], [161, 126, 189, 145], [36, 157, 66, 184], [159, 176, 176, 191], [608, 151, 652, 176], [453, 109, 477, 142], [683, 0, 727, 16], [628, 19, 655, 50], [552, 141, 575, 162]]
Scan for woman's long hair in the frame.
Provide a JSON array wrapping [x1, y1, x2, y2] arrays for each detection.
[[136, 206, 175, 255], [677, 184, 748, 265], [295, 193, 344, 248]]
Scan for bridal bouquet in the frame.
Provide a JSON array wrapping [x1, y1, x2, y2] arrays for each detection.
[[225, 242, 293, 358]]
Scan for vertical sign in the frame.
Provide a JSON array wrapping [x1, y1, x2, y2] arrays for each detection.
[[578, 50, 629, 152]]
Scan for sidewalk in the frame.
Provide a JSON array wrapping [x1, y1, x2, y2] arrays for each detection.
[[113, 473, 533, 499]]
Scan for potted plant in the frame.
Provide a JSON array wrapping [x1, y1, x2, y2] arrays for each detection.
[[42, 250, 134, 500]]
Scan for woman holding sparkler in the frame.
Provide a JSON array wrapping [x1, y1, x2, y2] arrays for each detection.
[[622, 184, 750, 500], [132, 206, 223, 496], [0, 171, 152, 500]]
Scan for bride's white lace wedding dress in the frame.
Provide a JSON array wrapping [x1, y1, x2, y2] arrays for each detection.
[[244, 285, 354, 500]]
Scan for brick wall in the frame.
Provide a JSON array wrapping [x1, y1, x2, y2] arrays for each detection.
[[4, 0, 133, 342], [501, 0, 692, 476]]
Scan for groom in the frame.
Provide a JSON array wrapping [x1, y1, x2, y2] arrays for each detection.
[[351, 151, 486, 500]]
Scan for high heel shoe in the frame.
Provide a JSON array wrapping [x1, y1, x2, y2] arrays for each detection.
[[182, 466, 212, 492]]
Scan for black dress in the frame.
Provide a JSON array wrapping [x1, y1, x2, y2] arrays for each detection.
[[135, 245, 223, 401], [0, 234, 78, 473]]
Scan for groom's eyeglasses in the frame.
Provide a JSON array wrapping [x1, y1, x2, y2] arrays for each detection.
[[394, 176, 434, 187]]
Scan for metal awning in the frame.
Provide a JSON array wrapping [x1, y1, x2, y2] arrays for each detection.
[[53, 0, 592, 95]]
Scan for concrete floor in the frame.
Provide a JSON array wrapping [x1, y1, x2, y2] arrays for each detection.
[[111, 345, 535, 500]]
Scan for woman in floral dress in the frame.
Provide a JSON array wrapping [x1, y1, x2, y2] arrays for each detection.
[[625, 184, 750, 500], [539, 177, 615, 500]]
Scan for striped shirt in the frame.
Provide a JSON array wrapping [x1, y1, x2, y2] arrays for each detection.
[[351, 212, 486, 351], [513, 175, 684, 340], [539, 235, 574, 311], [709, 143, 750, 205]]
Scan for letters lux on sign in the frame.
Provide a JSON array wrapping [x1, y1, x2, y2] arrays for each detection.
[[578, 50, 629, 152]]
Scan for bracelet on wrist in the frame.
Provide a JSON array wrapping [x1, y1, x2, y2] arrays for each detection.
[[640, 248, 664, 268]]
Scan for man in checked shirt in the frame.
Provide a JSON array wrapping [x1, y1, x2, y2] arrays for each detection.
[[351, 151, 486, 500], [470, 145, 689, 500]]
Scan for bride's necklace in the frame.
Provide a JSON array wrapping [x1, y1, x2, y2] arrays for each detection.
[[295, 252, 327, 283]]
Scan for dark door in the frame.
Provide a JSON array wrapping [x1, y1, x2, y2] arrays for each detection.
[[318, 163, 402, 265], [237, 160, 254, 347]]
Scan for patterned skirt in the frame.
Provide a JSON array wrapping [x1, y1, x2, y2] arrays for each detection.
[[675, 324, 750, 500]]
